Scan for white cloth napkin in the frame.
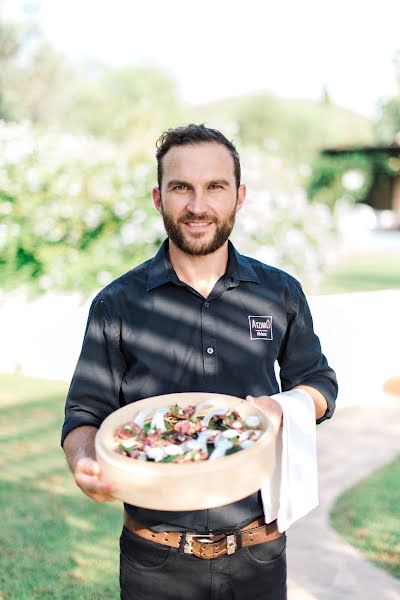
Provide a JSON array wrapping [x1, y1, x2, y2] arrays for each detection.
[[260, 389, 319, 532]]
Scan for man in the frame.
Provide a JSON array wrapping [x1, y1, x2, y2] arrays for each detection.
[[61, 124, 337, 599]]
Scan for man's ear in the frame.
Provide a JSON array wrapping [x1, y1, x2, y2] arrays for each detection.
[[236, 184, 246, 212], [152, 187, 162, 213]]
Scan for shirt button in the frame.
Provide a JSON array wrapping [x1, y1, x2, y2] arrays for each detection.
[[206, 347, 214, 355], [204, 302, 209, 308]]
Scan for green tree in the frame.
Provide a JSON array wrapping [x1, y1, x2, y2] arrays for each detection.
[[0, 18, 182, 140], [0, 19, 72, 125], [0, 20, 30, 120], [62, 64, 183, 141], [306, 153, 373, 208], [375, 51, 400, 143], [320, 84, 332, 106]]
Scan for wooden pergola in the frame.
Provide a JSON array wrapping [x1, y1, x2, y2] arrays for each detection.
[[322, 143, 400, 214]]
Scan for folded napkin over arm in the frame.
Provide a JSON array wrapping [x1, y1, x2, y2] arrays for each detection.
[[260, 388, 319, 532]]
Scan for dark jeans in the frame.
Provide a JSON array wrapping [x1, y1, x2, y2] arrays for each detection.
[[120, 526, 287, 600]]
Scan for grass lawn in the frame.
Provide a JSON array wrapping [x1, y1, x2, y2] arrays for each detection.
[[2, 376, 399, 597], [320, 251, 400, 294], [0, 374, 121, 600], [331, 458, 400, 579]]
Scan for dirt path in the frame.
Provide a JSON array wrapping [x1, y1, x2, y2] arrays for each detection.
[[287, 400, 400, 599]]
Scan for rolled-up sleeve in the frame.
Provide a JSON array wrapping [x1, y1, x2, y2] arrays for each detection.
[[278, 280, 338, 424], [61, 295, 126, 446]]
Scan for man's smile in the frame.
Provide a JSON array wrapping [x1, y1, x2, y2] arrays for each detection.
[[184, 221, 214, 230]]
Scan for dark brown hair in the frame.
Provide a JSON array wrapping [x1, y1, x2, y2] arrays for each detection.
[[156, 123, 241, 190]]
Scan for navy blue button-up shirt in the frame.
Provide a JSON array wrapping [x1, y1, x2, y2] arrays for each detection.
[[62, 239, 337, 531]]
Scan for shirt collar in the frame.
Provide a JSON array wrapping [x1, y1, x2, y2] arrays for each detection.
[[146, 239, 260, 292], [146, 239, 173, 291], [227, 241, 260, 286]]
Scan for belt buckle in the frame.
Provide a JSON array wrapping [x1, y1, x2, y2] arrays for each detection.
[[183, 533, 215, 554], [183, 532, 237, 556], [226, 534, 237, 555]]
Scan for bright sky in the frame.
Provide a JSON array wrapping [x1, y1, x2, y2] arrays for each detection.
[[2, 0, 400, 117]]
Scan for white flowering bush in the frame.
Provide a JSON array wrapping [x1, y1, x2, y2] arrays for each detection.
[[0, 121, 337, 296], [232, 151, 337, 292], [0, 120, 164, 295]]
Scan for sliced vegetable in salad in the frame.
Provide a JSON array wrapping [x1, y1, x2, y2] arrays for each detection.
[[113, 402, 264, 463]]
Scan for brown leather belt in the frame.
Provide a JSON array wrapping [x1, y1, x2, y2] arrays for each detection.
[[123, 512, 283, 559]]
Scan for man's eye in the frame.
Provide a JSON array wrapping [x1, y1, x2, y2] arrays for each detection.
[[173, 184, 188, 190], [209, 184, 222, 190]]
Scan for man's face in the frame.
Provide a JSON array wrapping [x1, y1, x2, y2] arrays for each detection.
[[153, 142, 245, 256]]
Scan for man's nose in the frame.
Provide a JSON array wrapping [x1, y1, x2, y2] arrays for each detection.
[[186, 189, 208, 214]]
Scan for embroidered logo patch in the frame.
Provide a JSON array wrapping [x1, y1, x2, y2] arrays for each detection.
[[248, 315, 273, 340]]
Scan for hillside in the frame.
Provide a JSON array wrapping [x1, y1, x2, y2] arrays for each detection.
[[185, 93, 374, 166]]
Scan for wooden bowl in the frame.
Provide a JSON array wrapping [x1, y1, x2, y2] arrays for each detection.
[[95, 392, 276, 511]]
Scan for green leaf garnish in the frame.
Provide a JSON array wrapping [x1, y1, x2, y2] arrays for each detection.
[[159, 455, 177, 463], [118, 443, 130, 455], [226, 446, 241, 456]]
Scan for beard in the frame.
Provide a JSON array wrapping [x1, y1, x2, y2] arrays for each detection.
[[160, 200, 237, 256]]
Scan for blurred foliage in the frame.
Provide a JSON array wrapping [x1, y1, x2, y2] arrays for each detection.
[[375, 51, 400, 143], [306, 153, 373, 208], [231, 149, 338, 292], [303, 50, 400, 209], [0, 17, 184, 296], [0, 15, 379, 296], [0, 20, 183, 140], [188, 94, 373, 168], [62, 65, 183, 141], [306, 151, 400, 209], [0, 20, 73, 125], [0, 120, 338, 296], [0, 121, 165, 296], [0, 17, 373, 163]]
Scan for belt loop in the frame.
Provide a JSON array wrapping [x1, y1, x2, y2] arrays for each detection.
[[178, 532, 187, 554], [234, 526, 242, 550]]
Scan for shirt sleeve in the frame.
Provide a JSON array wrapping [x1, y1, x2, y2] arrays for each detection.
[[278, 279, 338, 424], [61, 295, 126, 446]]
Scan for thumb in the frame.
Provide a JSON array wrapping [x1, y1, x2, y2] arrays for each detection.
[[246, 395, 255, 402]]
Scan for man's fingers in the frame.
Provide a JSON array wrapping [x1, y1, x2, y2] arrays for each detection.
[[74, 457, 117, 502], [75, 473, 117, 502], [75, 471, 114, 492], [75, 457, 101, 476]]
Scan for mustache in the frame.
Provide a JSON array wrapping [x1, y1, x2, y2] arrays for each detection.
[[178, 214, 217, 223]]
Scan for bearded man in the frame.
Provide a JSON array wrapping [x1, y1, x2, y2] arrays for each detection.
[[61, 124, 337, 599]]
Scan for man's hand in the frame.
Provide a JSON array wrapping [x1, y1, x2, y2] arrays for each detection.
[[63, 425, 117, 503], [246, 395, 283, 435], [74, 457, 117, 503]]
